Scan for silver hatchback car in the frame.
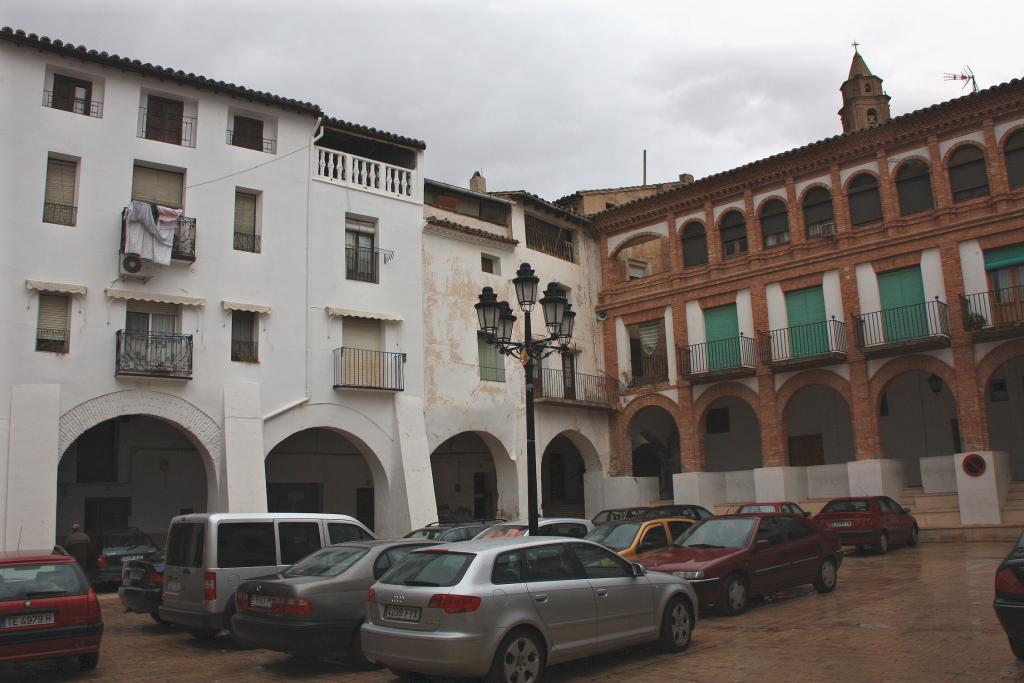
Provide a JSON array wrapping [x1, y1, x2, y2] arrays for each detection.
[[362, 537, 698, 682]]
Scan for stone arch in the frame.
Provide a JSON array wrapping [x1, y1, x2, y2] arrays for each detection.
[[976, 339, 1024, 391], [59, 390, 221, 506], [714, 208, 747, 231], [609, 231, 668, 260], [542, 429, 603, 475], [777, 371, 855, 466], [752, 194, 787, 216], [693, 382, 760, 471], [675, 218, 706, 239], [540, 430, 601, 519], [941, 139, 987, 167], [869, 354, 958, 418], [428, 428, 519, 521], [841, 169, 882, 194], [998, 124, 1024, 148], [796, 182, 834, 206], [892, 155, 932, 177]]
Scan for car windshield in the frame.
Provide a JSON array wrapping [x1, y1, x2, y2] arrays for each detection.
[[379, 551, 475, 587], [405, 529, 445, 540], [822, 500, 869, 513], [738, 505, 776, 513], [0, 562, 87, 600], [102, 530, 153, 549], [476, 525, 528, 539], [283, 545, 370, 577], [585, 523, 642, 551], [674, 518, 756, 549]]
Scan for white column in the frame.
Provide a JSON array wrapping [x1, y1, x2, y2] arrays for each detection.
[[955, 451, 1011, 525], [222, 383, 267, 513], [5, 384, 61, 551], [388, 395, 438, 536]]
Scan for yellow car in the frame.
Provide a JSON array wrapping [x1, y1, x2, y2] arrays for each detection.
[[584, 517, 697, 561]]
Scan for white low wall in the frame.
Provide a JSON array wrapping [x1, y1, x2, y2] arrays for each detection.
[[587, 474, 660, 515], [754, 467, 809, 502], [806, 463, 851, 499], [725, 470, 756, 503], [955, 451, 1011, 525], [673, 472, 726, 509], [920, 455, 957, 494]]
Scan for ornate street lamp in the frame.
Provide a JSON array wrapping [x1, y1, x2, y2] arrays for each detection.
[[475, 263, 573, 535]]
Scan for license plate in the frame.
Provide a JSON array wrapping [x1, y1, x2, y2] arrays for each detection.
[[383, 605, 421, 622], [164, 579, 182, 594], [123, 555, 144, 562], [129, 569, 144, 581], [250, 595, 273, 609], [830, 521, 852, 527], [3, 613, 55, 628]]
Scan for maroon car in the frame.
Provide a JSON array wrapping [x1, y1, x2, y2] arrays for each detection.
[[639, 513, 842, 615], [995, 531, 1024, 658], [814, 496, 918, 554]]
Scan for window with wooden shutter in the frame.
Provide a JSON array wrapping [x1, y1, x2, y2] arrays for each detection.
[[895, 160, 934, 216], [233, 191, 260, 252], [131, 165, 184, 208], [759, 199, 790, 248], [52, 74, 92, 115], [948, 145, 989, 202], [681, 221, 708, 267], [36, 293, 70, 353], [1004, 130, 1024, 190], [43, 158, 77, 225], [231, 311, 258, 362], [478, 333, 504, 382], [719, 211, 747, 258], [847, 173, 884, 226], [232, 115, 264, 151], [145, 95, 184, 145], [802, 187, 834, 238]]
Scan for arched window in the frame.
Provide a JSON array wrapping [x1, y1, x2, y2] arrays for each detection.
[[759, 199, 789, 248], [681, 221, 708, 267], [847, 173, 883, 226], [948, 144, 989, 202], [802, 187, 834, 238], [895, 160, 934, 216], [865, 83, 872, 93], [719, 210, 747, 258], [866, 108, 878, 125], [1005, 130, 1024, 189]]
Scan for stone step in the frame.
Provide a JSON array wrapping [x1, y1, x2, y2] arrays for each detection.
[[901, 487, 924, 497], [913, 510, 963, 528], [900, 492, 959, 512], [921, 525, 1023, 543], [1002, 509, 1024, 526]]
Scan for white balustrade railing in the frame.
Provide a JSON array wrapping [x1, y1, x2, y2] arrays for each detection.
[[314, 147, 415, 200]]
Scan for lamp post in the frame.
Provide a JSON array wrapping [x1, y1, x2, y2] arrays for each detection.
[[475, 263, 575, 536]]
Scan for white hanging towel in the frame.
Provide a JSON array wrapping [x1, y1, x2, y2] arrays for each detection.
[[152, 205, 182, 266], [124, 200, 157, 258]]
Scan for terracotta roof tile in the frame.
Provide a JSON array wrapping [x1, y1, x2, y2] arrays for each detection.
[[424, 215, 518, 245]]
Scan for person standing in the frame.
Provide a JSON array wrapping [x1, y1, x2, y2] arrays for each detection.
[[65, 523, 91, 566]]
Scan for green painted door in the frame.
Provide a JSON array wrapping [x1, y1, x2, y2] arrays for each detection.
[[704, 304, 740, 370], [785, 286, 828, 357], [878, 266, 927, 342]]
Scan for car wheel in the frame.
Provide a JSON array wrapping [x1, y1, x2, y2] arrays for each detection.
[[908, 525, 919, 547], [188, 628, 219, 640], [484, 627, 546, 683], [876, 532, 889, 554], [814, 558, 838, 594], [657, 596, 693, 652], [78, 652, 99, 670], [1010, 638, 1024, 659], [719, 574, 748, 616]]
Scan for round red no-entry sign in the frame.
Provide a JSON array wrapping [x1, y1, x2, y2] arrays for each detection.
[[962, 453, 986, 477]]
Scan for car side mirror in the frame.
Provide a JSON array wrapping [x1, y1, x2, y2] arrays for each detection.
[[631, 562, 647, 577], [803, 511, 811, 517], [902, 507, 912, 514]]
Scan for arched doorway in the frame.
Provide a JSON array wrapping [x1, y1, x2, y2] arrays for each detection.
[[986, 355, 1024, 479], [784, 385, 855, 466], [878, 370, 959, 486], [265, 428, 378, 531], [541, 435, 587, 518], [57, 416, 209, 548], [629, 406, 680, 500], [702, 396, 762, 472], [430, 432, 515, 522]]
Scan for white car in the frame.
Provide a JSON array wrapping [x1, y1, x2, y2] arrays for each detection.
[[474, 517, 595, 540]]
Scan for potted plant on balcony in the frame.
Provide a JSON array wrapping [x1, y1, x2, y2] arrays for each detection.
[[965, 312, 988, 331]]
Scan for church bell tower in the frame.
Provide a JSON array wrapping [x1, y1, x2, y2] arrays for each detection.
[[838, 45, 891, 133]]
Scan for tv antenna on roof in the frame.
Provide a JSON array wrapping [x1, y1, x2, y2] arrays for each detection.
[[944, 66, 978, 94]]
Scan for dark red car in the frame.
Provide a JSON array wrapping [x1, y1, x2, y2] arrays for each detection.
[[994, 531, 1024, 658], [814, 496, 918, 553], [736, 501, 810, 517], [638, 513, 843, 615], [0, 550, 103, 670]]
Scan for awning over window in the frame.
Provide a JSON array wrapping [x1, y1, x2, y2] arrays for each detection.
[[325, 307, 403, 321], [26, 280, 87, 295], [105, 288, 205, 307], [223, 300, 271, 314], [984, 243, 1024, 271]]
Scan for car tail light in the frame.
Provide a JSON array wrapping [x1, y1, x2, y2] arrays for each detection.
[[204, 572, 217, 602], [428, 594, 481, 614], [235, 592, 249, 610], [996, 565, 1024, 598], [96, 554, 108, 569], [271, 597, 312, 616], [148, 568, 163, 588], [86, 587, 101, 622], [366, 588, 377, 604]]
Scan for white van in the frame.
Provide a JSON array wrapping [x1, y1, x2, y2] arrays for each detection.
[[158, 512, 373, 638]]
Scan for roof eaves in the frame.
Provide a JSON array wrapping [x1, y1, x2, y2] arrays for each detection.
[[424, 178, 514, 205], [424, 215, 518, 246], [490, 190, 592, 227], [321, 114, 426, 150]]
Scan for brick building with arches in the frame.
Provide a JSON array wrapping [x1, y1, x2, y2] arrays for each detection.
[[592, 50, 1024, 523]]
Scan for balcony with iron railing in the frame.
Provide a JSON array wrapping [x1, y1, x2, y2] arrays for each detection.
[[233, 231, 262, 254], [525, 226, 576, 263], [121, 208, 197, 262], [36, 328, 68, 353], [137, 108, 197, 148], [536, 368, 618, 408], [115, 330, 193, 379], [680, 335, 757, 382], [226, 129, 276, 154], [314, 146, 415, 201], [231, 340, 259, 363], [759, 318, 847, 371], [853, 298, 950, 356], [333, 347, 405, 391], [43, 203, 76, 226], [42, 90, 103, 117], [962, 287, 1024, 341], [626, 352, 669, 389], [345, 245, 395, 283]]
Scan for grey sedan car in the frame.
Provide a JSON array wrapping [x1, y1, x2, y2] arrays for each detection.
[[231, 539, 437, 662], [362, 537, 698, 682]]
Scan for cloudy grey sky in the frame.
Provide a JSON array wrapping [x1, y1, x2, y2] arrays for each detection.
[[6, 1, 1022, 199]]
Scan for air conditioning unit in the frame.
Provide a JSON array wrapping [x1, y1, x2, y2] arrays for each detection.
[[119, 251, 152, 280]]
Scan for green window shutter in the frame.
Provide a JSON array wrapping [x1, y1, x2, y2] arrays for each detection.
[[878, 266, 927, 341], [478, 334, 503, 382], [703, 304, 740, 369], [984, 244, 1024, 271], [785, 286, 828, 357]]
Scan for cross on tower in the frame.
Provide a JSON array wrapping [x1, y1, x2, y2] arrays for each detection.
[[851, 40, 860, 52]]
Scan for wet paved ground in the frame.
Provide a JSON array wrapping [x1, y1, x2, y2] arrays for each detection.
[[3, 542, 1023, 682]]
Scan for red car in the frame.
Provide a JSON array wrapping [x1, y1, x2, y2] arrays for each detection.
[[814, 496, 918, 554], [639, 513, 842, 615], [0, 550, 103, 670], [736, 501, 810, 517], [994, 532, 1024, 658]]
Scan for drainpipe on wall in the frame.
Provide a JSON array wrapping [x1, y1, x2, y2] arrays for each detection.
[[263, 115, 324, 422]]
